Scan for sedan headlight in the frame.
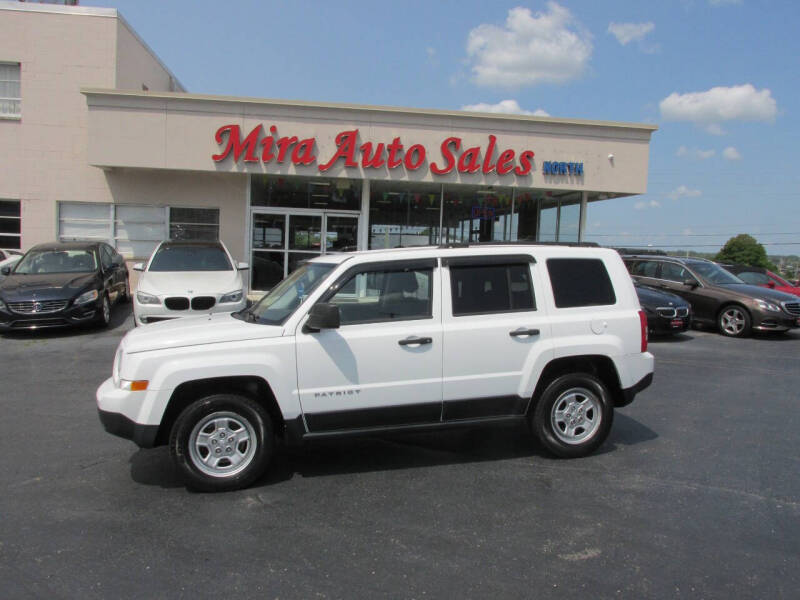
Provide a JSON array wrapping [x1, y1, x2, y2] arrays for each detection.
[[0, 298, 7, 312], [219, 289, 244, 304], [756, 299, 781, 312], [136, 291, 161, 305], [75, 289, 99, 305]]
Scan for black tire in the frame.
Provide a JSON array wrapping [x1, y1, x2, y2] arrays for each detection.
[[170, 394, 273, 492], [717, 304, 751, 338], [96, 294, 111, 328], [530, 373, 614, 458]]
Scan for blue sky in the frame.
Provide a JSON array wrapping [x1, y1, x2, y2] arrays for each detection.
[[82, 0, 800, 255]]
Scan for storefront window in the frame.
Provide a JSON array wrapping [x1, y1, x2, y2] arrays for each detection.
[[369, 181, 441, 249], [558, 194, 581, 243], [539, 196, 558, 242], [251, 174, 361, 211], [511, 190, 539, 242], [441, 185, 514, 245]]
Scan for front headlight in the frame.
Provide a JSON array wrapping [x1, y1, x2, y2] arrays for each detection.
[[136, 291, 161, 305], [756, 299, 781, 312], [219, 289, 244, 304], [0, 298, 7, 312], [75, 289, 99, 305]]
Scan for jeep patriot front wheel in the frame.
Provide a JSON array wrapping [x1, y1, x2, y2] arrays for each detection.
[[170, 394, 273, 492]]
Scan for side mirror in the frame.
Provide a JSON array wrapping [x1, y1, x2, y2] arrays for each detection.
[[305, 303, 340, 331], [683, 279, 698, 288], [767, 281, 775, 288], [133, 263, 144, 272], [0, 266, 10, 276], [237, 262, 249, 270]]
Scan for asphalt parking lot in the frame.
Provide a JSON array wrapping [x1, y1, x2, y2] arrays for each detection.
[[1, 306, 798, 599]]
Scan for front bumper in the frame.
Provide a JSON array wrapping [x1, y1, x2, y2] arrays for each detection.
[[96, 377, 160, 448], [133, 295, 247, 326], [751, 310, 800, 332], [0, 297, 101, 330], [98, 408, 159, 448], [647, 312, 691, 335]]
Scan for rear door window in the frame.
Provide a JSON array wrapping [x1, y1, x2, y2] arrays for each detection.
[[449, 263, 535, 316], [547, 258, 616, 308]]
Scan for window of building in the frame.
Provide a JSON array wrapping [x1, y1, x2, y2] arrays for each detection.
[[0, 63, 20, 118], [169, 207, 220, 241], [0, 199, 21, 248], [58, 202, 220, 260], [251, 174, 361, 211], [450, 263, 535, 316], [327, 264, 433, 325], [369, 180, 441, 249], [547, 258, 616, 308]]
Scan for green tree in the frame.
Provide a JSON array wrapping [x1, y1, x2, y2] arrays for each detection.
[[714, 234, 775, 269]]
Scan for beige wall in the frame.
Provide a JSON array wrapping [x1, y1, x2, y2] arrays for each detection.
[[104, 168, 248, 261], [115, 19, 180, 92], [0, 4, 184, 251], [84, 91, 655, 196], [0, 7, 119, 248]]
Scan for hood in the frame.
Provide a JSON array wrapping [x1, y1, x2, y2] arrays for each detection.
[[137, 270, 243, 297], [716, 283, 800, 304], [0, 272, 97, 301], [122, 312, 283, 354], [635, 284, 689, 308]]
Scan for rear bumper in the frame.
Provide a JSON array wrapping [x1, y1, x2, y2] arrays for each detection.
[[616, 372, 653, 408]]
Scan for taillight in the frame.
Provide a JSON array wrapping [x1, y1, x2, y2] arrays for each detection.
[[638, 309, 648, 352]]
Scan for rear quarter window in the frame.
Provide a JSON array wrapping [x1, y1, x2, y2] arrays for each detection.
[[547, 258, 616, 308]]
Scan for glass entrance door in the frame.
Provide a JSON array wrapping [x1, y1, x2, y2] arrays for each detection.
[[250, 211, 358, 292]]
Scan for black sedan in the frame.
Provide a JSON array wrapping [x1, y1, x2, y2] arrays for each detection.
[[635, 282, 692, 335], [0, 242, 129, 331]]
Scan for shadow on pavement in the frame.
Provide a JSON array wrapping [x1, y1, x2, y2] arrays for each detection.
[[129, 413, 659, 490]]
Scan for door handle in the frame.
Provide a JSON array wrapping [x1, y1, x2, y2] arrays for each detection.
[[398, 336, 432, 346], [509, 328, 540, 337]]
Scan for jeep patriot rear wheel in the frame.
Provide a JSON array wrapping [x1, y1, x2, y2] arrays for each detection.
[[531, 373, 613, 458]]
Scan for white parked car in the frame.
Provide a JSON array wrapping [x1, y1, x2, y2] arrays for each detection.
[[0, 254, 21, 282], [133, 240, 248, 326], [100, 243, 654, 492]]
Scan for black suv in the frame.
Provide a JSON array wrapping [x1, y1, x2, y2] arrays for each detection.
[[623, 255, 800, 337]]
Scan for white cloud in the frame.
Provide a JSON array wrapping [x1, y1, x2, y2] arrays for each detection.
[[461, 100, 549, 116], [608, 22, 654, 45], [668, 185, 702, 200], [465, 3, 592, 88], [634, 199, 661, 210], [722, 146, 742, 160], [676, 146, 715, 159], [659, 84, 777, 134]]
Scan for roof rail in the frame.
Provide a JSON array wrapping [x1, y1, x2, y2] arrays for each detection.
[[438, 240, 600, 249]]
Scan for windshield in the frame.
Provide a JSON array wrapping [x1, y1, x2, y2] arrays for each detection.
[[245, 262, 335, 325], [690, 262, 745, 285], [14, 249, 97, 274], [148, 245, 232, 272]]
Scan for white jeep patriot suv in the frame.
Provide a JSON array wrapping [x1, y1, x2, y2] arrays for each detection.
[[97, 244, 654, 491]]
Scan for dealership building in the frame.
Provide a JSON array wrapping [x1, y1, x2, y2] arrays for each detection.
[[0, 2, 656, 292]]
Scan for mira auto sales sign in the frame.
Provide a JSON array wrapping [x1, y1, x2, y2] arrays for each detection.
[[211, 124, 583, 177]]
